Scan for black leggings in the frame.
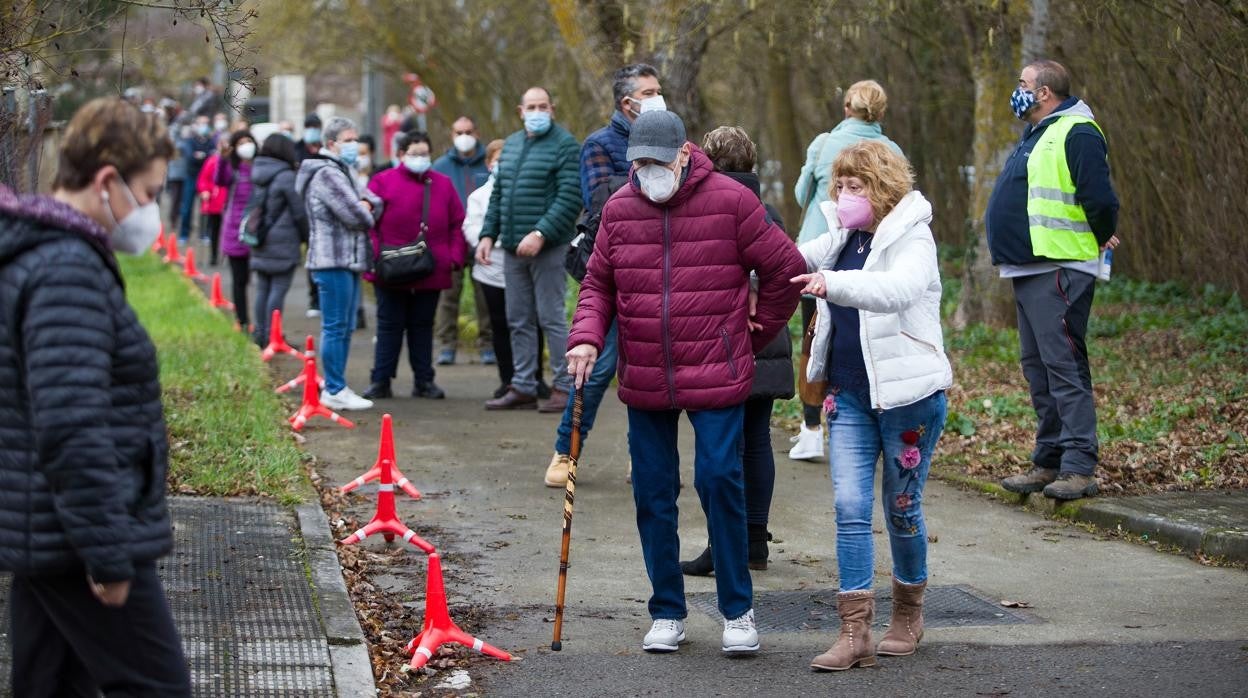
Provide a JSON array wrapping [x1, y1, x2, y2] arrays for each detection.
[[801, 297, 822, 427], [479, 282, 514, 386], [228, 254, 250, 328], [203, 213, 222, 265]]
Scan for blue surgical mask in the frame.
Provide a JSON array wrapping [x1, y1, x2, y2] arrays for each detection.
[[196, 123, 212, 137], [303, 128, 322, 144], [337, 141, 359, 166], [523, 111, 552, 135], [1010, 86, 1038, 120]]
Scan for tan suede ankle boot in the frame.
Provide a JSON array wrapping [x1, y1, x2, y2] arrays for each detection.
[[877, 577, 926, 656], [810, 590, 876, 671]]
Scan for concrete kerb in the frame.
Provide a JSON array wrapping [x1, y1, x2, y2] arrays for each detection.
[[294, 498, 378, 697], [933, 469, 1248, 563]]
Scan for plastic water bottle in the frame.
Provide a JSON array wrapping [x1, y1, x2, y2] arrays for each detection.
[[1097, 248, 1113, 282]]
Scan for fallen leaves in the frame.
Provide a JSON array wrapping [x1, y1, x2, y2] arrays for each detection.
[[999, 600, 1033, 609]]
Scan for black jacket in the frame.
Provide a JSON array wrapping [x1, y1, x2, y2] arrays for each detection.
[[0, 188, 173, 583], [723, 171, 796, 401], [248, 155, 309, 274]]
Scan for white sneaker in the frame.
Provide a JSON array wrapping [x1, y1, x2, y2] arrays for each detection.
[[321, 386, 373, 411], [788, 423, 824, 461], [642, 618, 685, 653], [305, 308, 321, 318], [722, 608, 759, 654]]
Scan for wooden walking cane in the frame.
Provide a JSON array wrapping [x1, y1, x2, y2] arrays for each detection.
[[551, 387, 584, 651]]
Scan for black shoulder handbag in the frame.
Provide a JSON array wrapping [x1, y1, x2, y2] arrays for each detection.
[[374, 183, 435, 285]]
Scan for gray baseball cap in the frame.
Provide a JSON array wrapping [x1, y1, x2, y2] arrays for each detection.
[[626, 110, 686, 163]]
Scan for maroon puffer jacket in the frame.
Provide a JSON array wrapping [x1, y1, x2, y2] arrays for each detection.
[[569, 146, 805, 411]]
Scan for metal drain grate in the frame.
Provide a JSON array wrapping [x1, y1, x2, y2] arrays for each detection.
[[0, 498, 334, 697], [688, 585, 1035, 633]]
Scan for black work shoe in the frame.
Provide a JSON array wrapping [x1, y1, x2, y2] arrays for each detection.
[[747, 525, 770, 571], [413, 381, 446, 399], [536, 380, 552, 400], [1001, 465, 1059, 494], [492, 383, 511, 399], [362, 381, 392, 400], [681, 546, 714, 577], [1043, 473, 1099, 500]]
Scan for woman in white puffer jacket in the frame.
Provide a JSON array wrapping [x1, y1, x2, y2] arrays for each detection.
[[790, 140, 952, 674]]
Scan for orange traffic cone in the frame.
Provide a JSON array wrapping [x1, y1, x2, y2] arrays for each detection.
[[151, 226, 166, 255], [208, 272, 235, 311], [182, 247, 206, 281], [260, 309, 304, 362], [163, 233, 183, 264], [338, 414, 430, 549], [404, 553, 512, 670], [289, 336, 354, 432], [340, 413, 422, 499]]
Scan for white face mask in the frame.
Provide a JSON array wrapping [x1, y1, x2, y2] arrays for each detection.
[[636, 161, 679, 203], [635, 94, 666, 115], [404, 155, 432, 174], [236, 142, 256, 160], [102, 179, 162, 255], [213, 119, 228, 132], [453, 134, 477, 153]]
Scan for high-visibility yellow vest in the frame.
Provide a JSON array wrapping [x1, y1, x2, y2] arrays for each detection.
[[1027, 115, 1104, 261]]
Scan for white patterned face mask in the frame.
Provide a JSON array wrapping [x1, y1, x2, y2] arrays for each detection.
[[636, 162, 678, 203]]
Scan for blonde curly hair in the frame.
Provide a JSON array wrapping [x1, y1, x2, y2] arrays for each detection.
[[829, 140, 913, 223]]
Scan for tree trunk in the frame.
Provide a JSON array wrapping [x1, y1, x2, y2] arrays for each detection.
[[766, 44, 804, 236], [953, 0, 1031, 330], [641, 0, 713, 135]]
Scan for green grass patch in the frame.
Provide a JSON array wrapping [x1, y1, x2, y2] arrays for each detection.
[[120, 255, 306, 503]]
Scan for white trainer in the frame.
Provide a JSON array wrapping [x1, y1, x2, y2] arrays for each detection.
[[642, 618, 686, 653], [722, 608, 760, 654], [305, 308, 321, 318], [788, 423, 824, 461], [321, 386, 373, 411]]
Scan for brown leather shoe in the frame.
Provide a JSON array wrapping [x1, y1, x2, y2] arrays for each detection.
[[877, 577, 925, 656], [485, 388, 537, 410], [811, 590, 877, 671], [538, 388, 569, 413], [1001, 465, 1059, 494]]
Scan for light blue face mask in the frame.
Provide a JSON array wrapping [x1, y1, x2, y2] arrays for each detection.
[[337, 141, 359, 166], [303, 128, 322, 144], [523, 110, 552, 135]]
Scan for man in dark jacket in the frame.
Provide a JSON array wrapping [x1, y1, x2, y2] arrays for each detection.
[[476, 87, 581, 413], [566, 110, 805, 657], [543, 63, 663, 488], [987, 59, 1120, 501], [177, 113, 216, 242], [431, 115, 494, 366]]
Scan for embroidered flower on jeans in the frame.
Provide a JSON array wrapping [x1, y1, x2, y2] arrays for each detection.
[[895, 493, 913, 510], [900, 446, 921, 469], [901, 430, 919, 445], [823, 393, 837, 417]]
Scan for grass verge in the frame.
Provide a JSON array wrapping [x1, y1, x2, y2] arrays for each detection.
[[121, 254, 305, 503]]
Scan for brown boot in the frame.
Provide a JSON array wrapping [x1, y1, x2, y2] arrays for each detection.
[[877, 577, 925, 656], [810, 590, 876, 671]]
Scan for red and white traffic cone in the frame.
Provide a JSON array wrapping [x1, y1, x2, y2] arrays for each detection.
[[151, 226, 166, 255], [208, 272, 235, 311], [405, 553, 512, 670], [276, 335, 322, 394], [260, 309, 304, 362], [182, 247, 206, 281], [340, 413, 422, 499], [163, 233, 183, 264], [289, 336, 354, 432], [337, 415, 431, 549]]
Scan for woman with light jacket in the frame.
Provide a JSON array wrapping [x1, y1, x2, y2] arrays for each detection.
[[790, 80, 905, 462], [790, 140, 952, 673]]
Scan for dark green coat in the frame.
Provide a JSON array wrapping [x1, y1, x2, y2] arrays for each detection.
[[481, 123, 581, 251]]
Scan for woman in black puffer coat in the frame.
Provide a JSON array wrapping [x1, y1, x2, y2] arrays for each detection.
[[248, 133, 310, 346], [0, 98, 191, 696], [682, 126, 796, 575]]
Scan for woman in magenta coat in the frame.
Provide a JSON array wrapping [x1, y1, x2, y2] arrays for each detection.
[[362, 131, 466, 400]]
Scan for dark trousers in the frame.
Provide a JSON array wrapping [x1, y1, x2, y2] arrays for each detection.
[[479, 282, 514, 387], [307, 268, 319, 310], [166, 179, 184, 231], [10, 562, 192, 697], [628, 404, 751, 621], [253, 268, 295, 346], [743, 397, 777, 526], [203, 213, 222, 265], [800, 297, 822, 427], [371, 284, 440, 385], [178, 167, 201, 240], [228, 253, 250, 328], [1013, 269, 1099, 475]]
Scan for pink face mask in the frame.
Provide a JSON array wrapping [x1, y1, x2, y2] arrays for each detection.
[[836, 193, 874, 230]]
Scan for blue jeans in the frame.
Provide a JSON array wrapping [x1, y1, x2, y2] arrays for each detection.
[[554, 321, 618, 454], [178, 164, 201, 241], [828, 389, 947, 591], [371, 285, 439, 385], [311, 269, 360, 395], [628, 404, 751, 621]]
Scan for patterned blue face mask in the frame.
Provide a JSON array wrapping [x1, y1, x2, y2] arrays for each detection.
[[1010, 86, 1038, 120]]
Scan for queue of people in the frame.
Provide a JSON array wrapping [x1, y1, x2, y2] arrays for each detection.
[[0, 54, 1119, 691]]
